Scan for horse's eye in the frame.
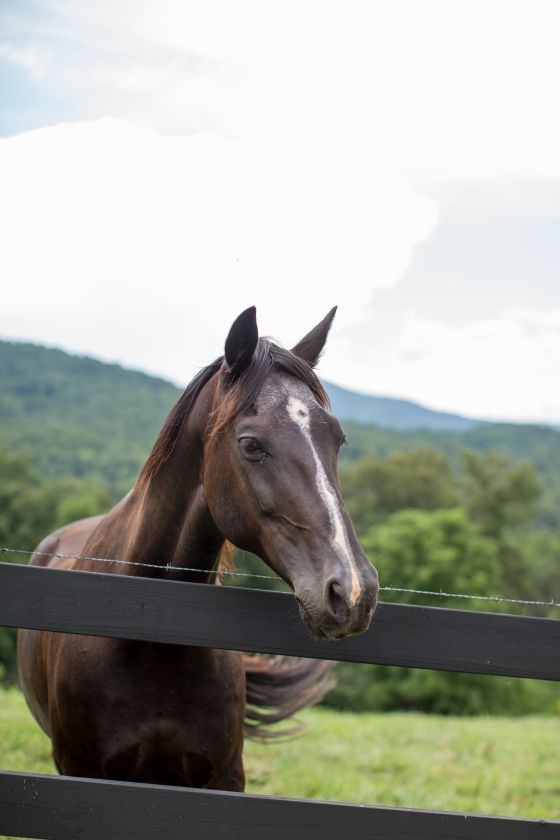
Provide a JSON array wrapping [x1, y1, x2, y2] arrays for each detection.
[[336, 431, 348, 451], [239, 437, 266, 461]]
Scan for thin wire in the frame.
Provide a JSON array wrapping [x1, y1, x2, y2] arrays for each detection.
[[0, 546, 275, 580], [1, 545, 559, 610], [380, 585, 559, 609]]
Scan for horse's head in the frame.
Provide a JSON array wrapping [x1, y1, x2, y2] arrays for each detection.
[[202, 306, 378, 640]]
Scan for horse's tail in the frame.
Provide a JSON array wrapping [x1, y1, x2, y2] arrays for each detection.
[[243, 654, 336, 740]]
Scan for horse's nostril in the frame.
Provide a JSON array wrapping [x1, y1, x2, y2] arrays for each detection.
[[326, 581, 350, 622]]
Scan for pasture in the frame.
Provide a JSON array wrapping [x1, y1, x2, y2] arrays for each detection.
[[1, 685, 558, 834]]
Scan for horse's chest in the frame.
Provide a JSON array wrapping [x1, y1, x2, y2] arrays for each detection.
[[102, 718, 218, 787], [52, 640, 246, 786]]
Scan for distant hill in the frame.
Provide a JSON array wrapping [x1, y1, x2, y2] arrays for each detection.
[[1, 340, 559, 505], [325, 381, 478, 431], [0, 340, 179, 493]]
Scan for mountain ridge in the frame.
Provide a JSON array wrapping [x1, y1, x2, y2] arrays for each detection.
[[1, 337, 482, 431], [324, 381, 479, 431]]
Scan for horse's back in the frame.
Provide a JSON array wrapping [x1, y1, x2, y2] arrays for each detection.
[[17, 515, 106, 734], [30, 514, 106, 569]]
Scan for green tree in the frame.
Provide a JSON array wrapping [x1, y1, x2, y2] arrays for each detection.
[[461, 449, 542, 597], [0, 447, 113, 553], [520, 528, 560, 608], [364, 507, 499, 607], [461, 449, 541, 539], [341, 448, 458, 534]]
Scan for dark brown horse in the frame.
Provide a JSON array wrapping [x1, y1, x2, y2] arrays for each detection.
[[17, 306, 378, 790]]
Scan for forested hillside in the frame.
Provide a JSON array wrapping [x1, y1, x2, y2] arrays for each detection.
[[0, 340, 179, 492], [1, 339, 559, 499]]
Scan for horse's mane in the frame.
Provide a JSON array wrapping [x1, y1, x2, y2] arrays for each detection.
[[137, 358, 222, 488], [138, 338, 329, 490]]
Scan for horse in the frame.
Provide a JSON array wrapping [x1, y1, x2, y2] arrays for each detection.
[[17, 306, 379, 791]]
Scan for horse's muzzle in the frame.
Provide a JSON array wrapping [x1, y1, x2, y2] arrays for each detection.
[[296, 564, 379, 640]]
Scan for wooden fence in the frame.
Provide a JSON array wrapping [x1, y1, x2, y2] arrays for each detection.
[[0, 560, 558, 839]]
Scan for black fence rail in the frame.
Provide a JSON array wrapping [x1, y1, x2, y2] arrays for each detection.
[[0, 561, 559, 839]]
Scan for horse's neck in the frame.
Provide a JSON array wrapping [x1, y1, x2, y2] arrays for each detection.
[[125, 482, 224, 582], [84, 383, 225, 583]]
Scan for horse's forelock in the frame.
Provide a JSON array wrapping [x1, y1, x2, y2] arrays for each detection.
[[209, 339, 329, 440]]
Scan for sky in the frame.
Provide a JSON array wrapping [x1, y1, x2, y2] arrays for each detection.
[[1, 1, 560, 423]]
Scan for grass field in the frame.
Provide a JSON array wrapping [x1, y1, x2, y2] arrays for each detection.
[[1, 685, 558, 839]]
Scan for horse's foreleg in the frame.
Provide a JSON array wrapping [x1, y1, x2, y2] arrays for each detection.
[[207, 755, 245, 792]]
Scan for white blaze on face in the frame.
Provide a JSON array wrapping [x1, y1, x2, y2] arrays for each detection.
[[286, 395, 362, 607]]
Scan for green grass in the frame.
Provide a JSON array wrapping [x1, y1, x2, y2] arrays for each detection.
[[1, 687, 558, 840], [0, 688, 55, 776], [246, 707, 560, 819]]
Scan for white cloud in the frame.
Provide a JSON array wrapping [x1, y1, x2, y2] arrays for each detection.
[[0, 118, 436, 384], [325, 306, 560, 423]]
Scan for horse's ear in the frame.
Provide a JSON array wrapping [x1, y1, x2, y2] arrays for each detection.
[[224, 306, 259, 379], [291, 306, 337, 367]]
